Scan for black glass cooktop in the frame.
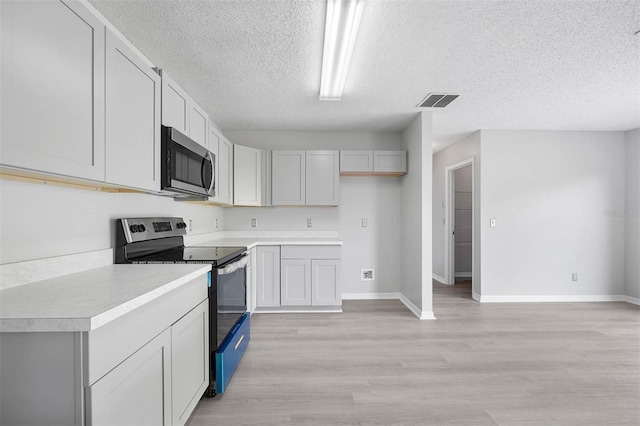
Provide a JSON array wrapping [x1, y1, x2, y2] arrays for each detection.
[[131, 246, 246, 266]]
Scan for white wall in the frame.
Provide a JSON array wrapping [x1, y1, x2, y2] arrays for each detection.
[[432, 131, 481, 294], [224, 130, 403, 296], [625, 128, 640, 300], [400, 112, 433, 317], [0, 179, 222, 264], [480, 130, 626, 299]]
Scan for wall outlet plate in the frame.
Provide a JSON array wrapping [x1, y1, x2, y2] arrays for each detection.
[[572, 273, 578, 281], [251, 218, 257, 228], [361, 269, 375, 281], [307, 219, 312, 228]]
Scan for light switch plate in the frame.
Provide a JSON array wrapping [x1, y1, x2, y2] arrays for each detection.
[[362, 218, 368, 227], [490, 219, 496, 228]]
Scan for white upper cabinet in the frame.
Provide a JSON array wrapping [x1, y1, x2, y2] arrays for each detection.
[[272, 151, 306, 206], [306, 150, 339, 206], [0, 0, 105, 181], [272, 150, 339, 206], [217, 136, 234, 205], [340, 151, 374, 173], [233, 145, 262, 206], [158, 69, 209, 149], [105, 30, 161, 192], [374, 150, 407, 174], [340, 150, 407, 175], [159, 70, 190, 135], [189, 101, 209, 149]]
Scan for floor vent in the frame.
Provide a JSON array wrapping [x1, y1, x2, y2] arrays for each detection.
[[417, 93, 459, 108]]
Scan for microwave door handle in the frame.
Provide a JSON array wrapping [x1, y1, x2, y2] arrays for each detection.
[[205, 152, 215, 195]]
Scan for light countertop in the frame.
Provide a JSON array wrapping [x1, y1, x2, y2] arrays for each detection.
[[0, 264, 210, 333]]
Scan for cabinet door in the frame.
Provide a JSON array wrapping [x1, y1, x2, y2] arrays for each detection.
[[312, 260, 342, 306], [87, 328, 171, 426], [306, 151, 339, 206], [0, 0, 105, 181], [208, 123, 220, 200], [234, 145, 262, 206], [171, 300, 209, 426], [159, 70, 190, 135], [256, 246, 281, 307], [340, 151, 374, 173], [105, 31, 160, 191], [217, 137, 234, 205], [281, 259, 311, 306], [373, 150, 406, 173], [272, 150, 305, 206], [189, 101, 208, 148]]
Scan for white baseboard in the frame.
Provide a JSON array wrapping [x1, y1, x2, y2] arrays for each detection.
[[622, 295, 640, 306], [399, 294, 436, 320], [455, 272, 472, 278], [432, 273, 446, 284], [342, 292, 401, 300], [479, 294, 633, 303]]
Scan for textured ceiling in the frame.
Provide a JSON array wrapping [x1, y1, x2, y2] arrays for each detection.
[[89, 0, 640, 151]]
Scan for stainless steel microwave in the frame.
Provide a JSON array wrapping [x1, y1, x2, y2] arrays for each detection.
[[161, 125, 215, 197]]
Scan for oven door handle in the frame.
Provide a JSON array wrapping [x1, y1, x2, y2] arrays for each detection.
[[218, 254, 249, 275]]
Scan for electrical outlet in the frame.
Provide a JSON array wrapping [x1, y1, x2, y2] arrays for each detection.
[[490, 219, 496, 228], [251, 218, 257, 228], [362, 218, 368, 227], [307, 219, 312, 228], [361, 269, 375, 281], [188, 219, 193, 231], [215, 218, 219, 229], [572, 273, 578, 282]]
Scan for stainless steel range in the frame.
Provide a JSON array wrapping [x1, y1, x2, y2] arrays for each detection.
[[115, 217, 249, 397]]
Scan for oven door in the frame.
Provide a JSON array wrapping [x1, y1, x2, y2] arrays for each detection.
[[161, 125, 215, 197], [215, 254, 249, 348]]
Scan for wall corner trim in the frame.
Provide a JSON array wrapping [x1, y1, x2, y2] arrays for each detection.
[[432, 273, 446, 284], [399, 294, 436, 320]]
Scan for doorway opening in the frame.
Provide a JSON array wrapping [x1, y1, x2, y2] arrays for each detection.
[[444, 158, 477, 301]]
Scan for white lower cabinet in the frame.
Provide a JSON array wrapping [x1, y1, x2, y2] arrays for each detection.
[[171, 300, 209, 426], [87, 328, 172, 426], [255, 245, 342, 309], [256, 246, 281, 307], [0, 274, 209, 426]]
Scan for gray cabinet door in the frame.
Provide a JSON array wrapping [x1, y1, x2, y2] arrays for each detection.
[[189, 101, 208, 148], [281, 259, 311, 306], [87, 328, 172, 426], [272, 150, 306, 206], [234, 145, 262, 206], [171, 300, 209, 426], [256, 246, 281, 307], [373, 150, 407, 173], [217, 137, 234, 205], [306, 151, 339, 205], [312, 260, 342, 306], [160, 70, 190, 135], [0, 0, 105, 181], [105, 30, 160, 191]]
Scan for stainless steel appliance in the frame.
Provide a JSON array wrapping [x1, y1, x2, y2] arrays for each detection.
[[161, 125, 215, 197], [115, 217, 248, 397]]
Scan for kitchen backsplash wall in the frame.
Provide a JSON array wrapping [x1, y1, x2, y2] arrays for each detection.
[[224, 130, 403, 296], [0, 179, 223, 265]]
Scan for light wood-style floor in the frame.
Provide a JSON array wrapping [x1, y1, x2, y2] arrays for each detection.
[[187, 282, 640, 425]]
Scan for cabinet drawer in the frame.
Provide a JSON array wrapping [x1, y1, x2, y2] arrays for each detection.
[[215, 313, 250, 394], [281, 245, 341, 259], [87, 274, 208, 384]]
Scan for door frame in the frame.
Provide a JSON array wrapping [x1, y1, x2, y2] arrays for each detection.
[[444, 158, 476, 296]]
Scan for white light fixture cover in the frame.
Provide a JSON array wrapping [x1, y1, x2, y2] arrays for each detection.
[[319, 0, 366, 100]]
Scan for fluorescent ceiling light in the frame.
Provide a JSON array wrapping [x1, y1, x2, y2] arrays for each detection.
[[319, 0, 365, 101]]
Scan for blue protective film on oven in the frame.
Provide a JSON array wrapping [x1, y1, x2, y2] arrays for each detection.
[[207, 271, 211, 287]]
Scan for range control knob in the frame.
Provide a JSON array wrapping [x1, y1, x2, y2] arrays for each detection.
[[138, 224, 146, 232], [177, 222, 186, 229], [129, 224, 139, 233]]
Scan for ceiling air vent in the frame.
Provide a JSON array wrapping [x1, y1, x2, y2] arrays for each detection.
[[417, 93, 459, 108]]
